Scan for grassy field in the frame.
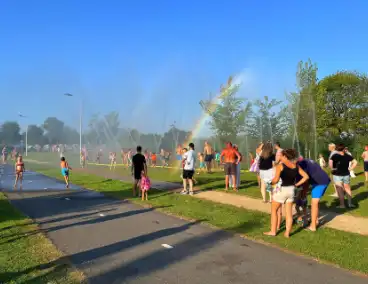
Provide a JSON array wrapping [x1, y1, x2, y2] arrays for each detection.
[[23, 163, 368, 275], [25, 152, 368, 217], [0, 193, 84, 284]]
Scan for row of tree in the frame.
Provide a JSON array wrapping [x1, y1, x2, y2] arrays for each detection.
[[200, 59, 368, 159], [1, 59, 367, 159]]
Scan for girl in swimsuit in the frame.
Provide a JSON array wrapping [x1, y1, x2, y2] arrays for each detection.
[[14, 156, 25, 190], [60, 157, 72, 189], [110, 152, 117, 170]]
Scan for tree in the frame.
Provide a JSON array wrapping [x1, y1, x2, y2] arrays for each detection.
[[43, 117, 64, 144], [26, 125, 45, 145], [249, 96, 287, 143], [0, 121, 21, 144], [315, 71, 368, 137], [200, 76, 251, 142], [286, 59, 319, 158], [62, 126, 80, 144]]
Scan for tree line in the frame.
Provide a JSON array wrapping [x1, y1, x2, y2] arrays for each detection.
[[201, 59, 368, 159], [1, 59, 367, 158]]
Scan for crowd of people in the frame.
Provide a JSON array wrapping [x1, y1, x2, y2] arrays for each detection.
[[7, 139, 368, 236]]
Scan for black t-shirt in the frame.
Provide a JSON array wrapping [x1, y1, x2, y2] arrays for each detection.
[[259, 154, 275, 170], [132, 153, 146, 173], [330, 153, 353, 176]]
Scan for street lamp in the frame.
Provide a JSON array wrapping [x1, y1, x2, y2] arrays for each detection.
[[63, 93, 83, 158], [18, 112, 28, 156]]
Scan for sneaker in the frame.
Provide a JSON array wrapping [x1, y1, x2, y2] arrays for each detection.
[[180, 190, 188, 195], [347, 203, 356, 208], [189, 191, 194, 196]]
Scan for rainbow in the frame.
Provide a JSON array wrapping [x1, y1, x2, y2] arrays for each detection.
[[183, 73, 245, 146]]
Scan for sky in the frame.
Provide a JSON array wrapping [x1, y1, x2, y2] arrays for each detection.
[[1, 0, 368, 136]]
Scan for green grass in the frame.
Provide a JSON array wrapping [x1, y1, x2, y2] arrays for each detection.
[[25, 151, 368, 217], [25, 164, 368, 274], [0, 193, 84, 284]]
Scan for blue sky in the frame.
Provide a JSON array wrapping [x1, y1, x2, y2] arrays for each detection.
[[1, 0, 367, 134]]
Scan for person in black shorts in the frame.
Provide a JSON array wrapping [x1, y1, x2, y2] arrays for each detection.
[[181, 143, 196, 195], [131, 145, 147, 197]]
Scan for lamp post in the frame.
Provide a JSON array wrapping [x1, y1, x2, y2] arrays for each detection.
[[18, 113, 28, 156], [63, 93, 83, 159]]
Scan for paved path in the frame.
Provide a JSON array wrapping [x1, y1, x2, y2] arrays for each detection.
[[1, 166, 367, 283], [79, 167, 368, 236]]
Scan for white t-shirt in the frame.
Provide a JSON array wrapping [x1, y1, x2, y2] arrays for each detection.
[[183, 149, 195, 170]]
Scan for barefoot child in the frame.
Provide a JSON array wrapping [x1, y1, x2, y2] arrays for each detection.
[[110, 152, 117, 170], [14, 156, 25, 190], [140, 171, 151, 200], [197, 153, 205, 174], [60, 157, 72, 189]]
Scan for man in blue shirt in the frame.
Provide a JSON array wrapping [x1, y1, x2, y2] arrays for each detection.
[[297, 158, 331, 232]]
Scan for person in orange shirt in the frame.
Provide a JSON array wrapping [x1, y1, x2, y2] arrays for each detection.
[[60, 157, 72, 189], [220, 142, 241, 191], [151, 152, 157, 167]]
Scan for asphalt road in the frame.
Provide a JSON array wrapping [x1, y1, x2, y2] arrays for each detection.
[[1, 165, 366, 284]]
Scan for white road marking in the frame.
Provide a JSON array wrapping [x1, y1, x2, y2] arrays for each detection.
[[161, 244, 173, 249], [99, 213, 105, 217]]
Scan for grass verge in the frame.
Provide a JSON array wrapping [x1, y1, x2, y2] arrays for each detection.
[[28, 165, 368, 275], [25, 152, 368, 218], [0, 193, 84, 284]]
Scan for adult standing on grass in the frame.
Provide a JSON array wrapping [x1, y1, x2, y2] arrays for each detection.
[[362, 145, 368, 182], [328, 143, 339, 197], [229, 144, 242, 190], [131, 146, 147, 197], [297, 158, 330, 232], [329, 144, 357, 208], [220, 142, 241, 192], [203, 141, 214, 173], [181, 143, 196, 196], [264, 149, 309, 238], [258, 142, 275, 203]]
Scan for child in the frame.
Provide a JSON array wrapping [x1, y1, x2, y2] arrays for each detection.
[[14, 156, 25, 190], [197, 153, 205, 175], [215, 151, 221, 169], [151, 152, 157, 167], [294, 183, 309, 227], [81, 152, 86, 168], [140, 171, 151, 201], [60, 157, 72, 189], [318, 154, 326, 168], [110, 152, 117, 170]]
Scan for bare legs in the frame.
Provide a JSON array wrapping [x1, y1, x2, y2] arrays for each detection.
[[335, 182, 354, 208], [14, 173, 23, 190], [309, 198, 320, 231], [64, 175, 69, 189], [133, 180, 139, 196], [260, 180, 272, 203], [141, 190, 148, 200], [264, 202, 293, 238], [365, 171, 368, 182]]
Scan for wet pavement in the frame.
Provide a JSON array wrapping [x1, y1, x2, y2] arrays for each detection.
[[0, 164, 81, 191], [1, 164, 367, 284]]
